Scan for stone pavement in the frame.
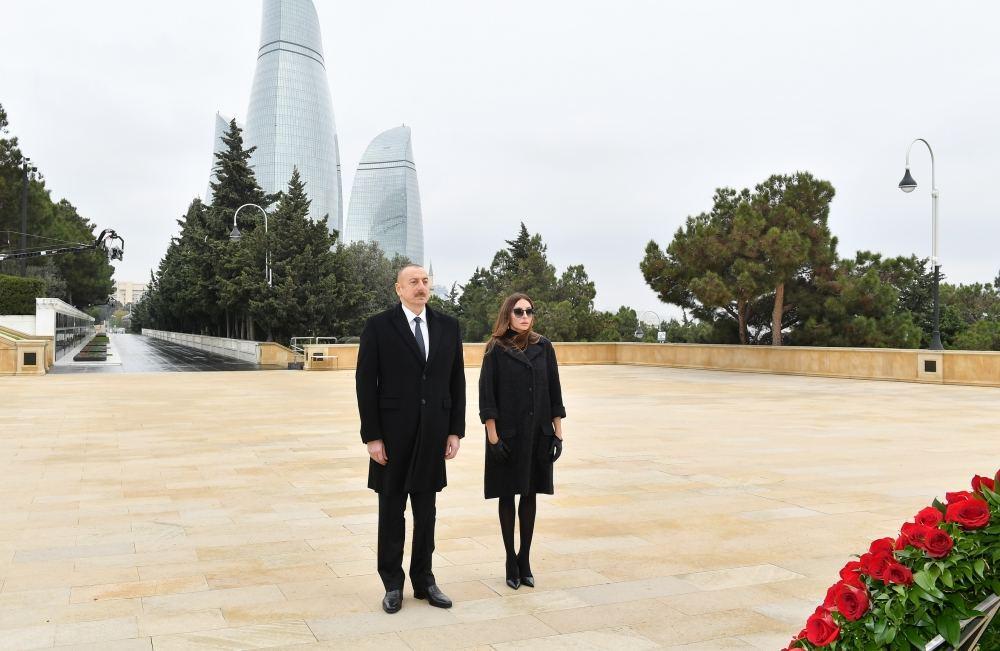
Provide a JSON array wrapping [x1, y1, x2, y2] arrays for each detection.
[[2, 365, 998, 649]]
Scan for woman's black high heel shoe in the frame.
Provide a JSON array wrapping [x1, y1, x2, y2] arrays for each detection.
[[505, 555, 520, 590], [517, 552, 534, 588]]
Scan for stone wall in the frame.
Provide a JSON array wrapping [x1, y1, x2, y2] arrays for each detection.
[[139, 329, 1000, 388], [142, 329, 259, 364], [325, 341, 1000, 388]]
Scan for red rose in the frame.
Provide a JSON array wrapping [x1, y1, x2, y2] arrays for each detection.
[[915, 506, 944, 527], [834, 583, 870, 621], [973, 475, 996, 494], [924, 529, 954, 558], [946, 490, 974, 504], [806, 607, 840, 646], [869, 537, 895, 555], [839, 561, 864, 587], [823, 583, 839, 608], [884, 562, 914, 586], [898, 522, 932, 550], [859, 551, 893, 579], [945, 497, 990, 529], [782, 629, 808, 650]]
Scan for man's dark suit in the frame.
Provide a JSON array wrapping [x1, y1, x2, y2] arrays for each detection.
[[356, 303, 465, 592]]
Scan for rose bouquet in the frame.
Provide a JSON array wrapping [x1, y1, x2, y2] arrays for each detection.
[[785, 471, 1000, 650]]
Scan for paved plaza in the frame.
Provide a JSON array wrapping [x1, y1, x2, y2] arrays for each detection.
[[2, 364, 999, 649]]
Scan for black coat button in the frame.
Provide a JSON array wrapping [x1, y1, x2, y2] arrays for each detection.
[[421, 399, 426, 405]]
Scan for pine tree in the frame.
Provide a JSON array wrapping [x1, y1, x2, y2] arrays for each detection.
[[208, 120, 271, 214], [456, 223, 603, 342], [206, 120, 274, 338], [247, 168, 341, 343]]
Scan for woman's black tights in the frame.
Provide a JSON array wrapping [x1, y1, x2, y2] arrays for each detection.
[[499, 493, 537, 577]]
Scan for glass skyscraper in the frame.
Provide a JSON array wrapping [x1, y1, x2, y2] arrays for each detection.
[[344, 126, 424, 265], [243, 0, 343, 232], [205, 112, 238, 203]]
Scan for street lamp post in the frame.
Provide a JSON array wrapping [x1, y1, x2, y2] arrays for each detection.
[[18, 157, 36, 277], [634, 310, 664, 342], [898, 138, 943, 350], [229, 203, 271, 287]]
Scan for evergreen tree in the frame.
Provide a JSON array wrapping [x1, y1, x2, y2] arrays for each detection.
[[455, 224, 604, 342], [789, 252, 923, 348], [642, 174, 839, 345], [748, 172, 838, 345], [208, 120, 274, 338], [0, 104, 115, 306], [208, 119, 271, 215], [247, 167, 341, 343], [641, 187, 766, 344], [333, 241, 408, 338]]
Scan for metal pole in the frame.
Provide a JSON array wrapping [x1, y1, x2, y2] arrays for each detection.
[[930, 180, 942, 350], [904, 139, 943, 350], [233, 203, 271, 287], [263, 211, 270, 287], [19, 161, 28, 276]]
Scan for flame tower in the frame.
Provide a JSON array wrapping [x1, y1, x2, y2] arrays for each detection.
[[344, 126, 424, 265], [243, 0, 343, 232]]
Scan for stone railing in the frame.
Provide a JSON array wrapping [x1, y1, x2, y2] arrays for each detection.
[[142, 329, 260, 363], [142, 329, 300, 366]]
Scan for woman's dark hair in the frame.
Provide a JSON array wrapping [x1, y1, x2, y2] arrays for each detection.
[[486, 293, 541, 353]]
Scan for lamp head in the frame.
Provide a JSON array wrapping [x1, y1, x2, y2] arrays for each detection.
[[229, 225, 242, 241], [898, 168, 917, 193], [634, 327, 644, 340]]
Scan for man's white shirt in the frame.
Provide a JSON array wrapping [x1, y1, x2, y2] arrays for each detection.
[[401, 304, 429, 360]]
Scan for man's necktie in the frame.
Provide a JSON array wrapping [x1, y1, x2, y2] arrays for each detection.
[[413, 316, 426, 360]]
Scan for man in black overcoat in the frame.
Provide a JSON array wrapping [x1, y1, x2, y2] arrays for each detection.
[[356, 264, 466, 614]]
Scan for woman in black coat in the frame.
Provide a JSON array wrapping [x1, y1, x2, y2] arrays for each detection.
[[479, 292, 566, 590]]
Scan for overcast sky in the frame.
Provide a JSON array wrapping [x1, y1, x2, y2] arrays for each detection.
[[3, 1, 999, 317]]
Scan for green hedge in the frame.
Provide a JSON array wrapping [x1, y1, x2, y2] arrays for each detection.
[[0, 274, 45, 315]]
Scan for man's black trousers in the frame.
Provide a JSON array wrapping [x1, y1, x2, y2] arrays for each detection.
[[377, 491, 436, 591]]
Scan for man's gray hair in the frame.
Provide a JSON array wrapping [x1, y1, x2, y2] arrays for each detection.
[[396, 263, 427, 283]]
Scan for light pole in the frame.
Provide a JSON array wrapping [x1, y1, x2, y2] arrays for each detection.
[[18, 157, 36, 277], [229, 203, 271, 287], [898, 138, 942, 350], [634, 310, 664, 342]]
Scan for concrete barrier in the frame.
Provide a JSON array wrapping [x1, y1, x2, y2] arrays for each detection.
[[139, 330, 1000, 388], [142, 329, 259, 363]]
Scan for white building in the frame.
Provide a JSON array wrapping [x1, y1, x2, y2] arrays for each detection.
[[0, 298, 94, 361], [114, 281, 147, 308]]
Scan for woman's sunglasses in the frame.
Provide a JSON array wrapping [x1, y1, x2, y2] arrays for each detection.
[[512, 308, 535, 317]]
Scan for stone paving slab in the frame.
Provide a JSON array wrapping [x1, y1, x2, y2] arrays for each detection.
[[2, 365, 999, 648]]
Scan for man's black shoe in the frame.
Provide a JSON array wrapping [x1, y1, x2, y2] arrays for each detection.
[[414, 584, 452, 608], [382, 589, 402, 614]]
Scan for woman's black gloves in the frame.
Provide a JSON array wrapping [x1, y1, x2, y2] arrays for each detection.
[[488, 437, 511, 463], [550, 437, 563, 463]]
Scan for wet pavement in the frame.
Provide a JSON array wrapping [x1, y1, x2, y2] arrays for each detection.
[[49, 333, 273, 373]]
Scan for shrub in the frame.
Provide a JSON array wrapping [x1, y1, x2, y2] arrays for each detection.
[[0, 274, 46, 315]]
